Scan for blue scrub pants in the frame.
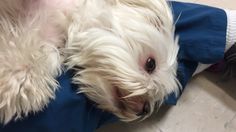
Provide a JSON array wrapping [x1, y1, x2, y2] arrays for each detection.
[[0, 2, 228, 132]]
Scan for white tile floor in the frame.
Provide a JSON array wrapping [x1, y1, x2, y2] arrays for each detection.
[[97, 1, 236, 132]]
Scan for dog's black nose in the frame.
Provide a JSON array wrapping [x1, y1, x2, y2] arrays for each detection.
[[136, 102, 150, 116]]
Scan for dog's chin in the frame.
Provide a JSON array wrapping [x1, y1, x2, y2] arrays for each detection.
[[112, 87, 149, 121], [81, 80, 167, 122], [94, 86, 164, 122], [97, 94, 150, 121]]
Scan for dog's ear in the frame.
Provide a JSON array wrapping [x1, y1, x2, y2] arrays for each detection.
[[118, 0, 173, 30]]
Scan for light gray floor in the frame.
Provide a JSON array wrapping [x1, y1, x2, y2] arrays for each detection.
[[97, 1, 236, 132]]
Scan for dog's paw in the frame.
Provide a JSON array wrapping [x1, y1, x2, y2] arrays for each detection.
[[0, 38, 61, 125]]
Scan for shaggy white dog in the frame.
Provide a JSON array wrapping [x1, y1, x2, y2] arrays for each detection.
[[0, 0, 179, 124]]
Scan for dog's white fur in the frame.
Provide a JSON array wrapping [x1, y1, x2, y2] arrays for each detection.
[[0, 0, 68, 123], [0, 0, 179, 124]]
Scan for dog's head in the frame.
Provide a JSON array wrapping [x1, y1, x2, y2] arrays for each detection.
[[66, 0, 179, 121]]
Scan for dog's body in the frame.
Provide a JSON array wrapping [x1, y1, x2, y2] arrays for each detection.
[[0, 0, 179, 124], [0, 0, 71, 123]]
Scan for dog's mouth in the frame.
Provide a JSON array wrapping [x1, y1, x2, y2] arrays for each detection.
[[113, 87, 151, 119]]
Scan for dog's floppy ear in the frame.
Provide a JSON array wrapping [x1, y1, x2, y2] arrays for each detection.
[[118, 0, 173, 30]]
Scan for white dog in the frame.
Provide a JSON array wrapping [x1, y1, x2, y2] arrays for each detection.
[[0, 0, 179, 124]]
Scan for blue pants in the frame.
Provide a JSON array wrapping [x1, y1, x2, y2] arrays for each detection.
[[0, 2, 228, 132], [165, 1, 227, 104]]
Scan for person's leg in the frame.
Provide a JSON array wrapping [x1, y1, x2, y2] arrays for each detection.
[[194, 10, 236, 75], [166, 1, 229, 104], [223, 10, 236, 78]]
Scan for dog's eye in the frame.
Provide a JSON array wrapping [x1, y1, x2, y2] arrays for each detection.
[[145, 57, 156, 74]]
